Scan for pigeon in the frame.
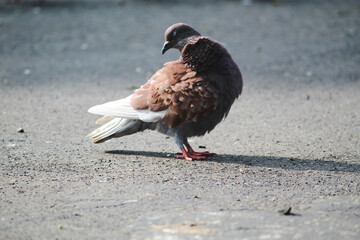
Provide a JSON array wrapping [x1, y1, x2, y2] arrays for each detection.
[[87, 23, 243, 161]]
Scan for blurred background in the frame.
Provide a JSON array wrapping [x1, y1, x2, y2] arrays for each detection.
[[1, 0, 359, 91]]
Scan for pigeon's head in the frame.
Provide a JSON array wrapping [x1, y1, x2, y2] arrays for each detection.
[[162, 23, 201, 55]]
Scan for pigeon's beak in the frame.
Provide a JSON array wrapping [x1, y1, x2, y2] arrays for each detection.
[[161, 41, 171, 55]]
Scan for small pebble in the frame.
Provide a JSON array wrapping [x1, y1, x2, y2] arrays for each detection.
[[17, 128, 24, 133]]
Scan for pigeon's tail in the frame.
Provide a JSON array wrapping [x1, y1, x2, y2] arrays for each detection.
[[87, 118, 146, 143]]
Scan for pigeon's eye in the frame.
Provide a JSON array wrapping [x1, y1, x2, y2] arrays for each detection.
[[172, 31, 177, 37]]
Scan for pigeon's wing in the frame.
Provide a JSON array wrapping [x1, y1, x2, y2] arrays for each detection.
[[130, 60, 219, 128], [95, 116, 115, 125], [88, 96, 138, 119], [88, 95, 166, 123]]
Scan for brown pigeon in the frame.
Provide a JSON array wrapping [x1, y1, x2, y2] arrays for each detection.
[[87, 23, 243, 161]]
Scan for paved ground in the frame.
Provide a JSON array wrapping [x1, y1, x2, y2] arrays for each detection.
[[1, 0, 359, 239]]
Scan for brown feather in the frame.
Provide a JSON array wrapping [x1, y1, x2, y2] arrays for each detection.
[[130, 60, 218, 128]]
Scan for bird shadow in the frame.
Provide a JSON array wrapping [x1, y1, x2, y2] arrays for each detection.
[[105, 150, 360, 173]]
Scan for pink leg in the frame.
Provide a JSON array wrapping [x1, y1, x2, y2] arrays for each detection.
[[176, 143, 215, 161], [176, 147, 207, 161], [185, 143, 214, 156]]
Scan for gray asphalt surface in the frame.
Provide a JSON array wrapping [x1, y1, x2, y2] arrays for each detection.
[[1, 0, 359, 239]]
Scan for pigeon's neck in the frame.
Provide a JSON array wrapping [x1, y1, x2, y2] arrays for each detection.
[[181, 37, 224, 72], [177, 36, 200, 52]]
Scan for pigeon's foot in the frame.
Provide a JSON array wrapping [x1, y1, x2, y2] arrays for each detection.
[[189, 151, 214, 156], [177, 147, 214, 161], [185, 144, 215, 157], [176, 153, 207, 161]]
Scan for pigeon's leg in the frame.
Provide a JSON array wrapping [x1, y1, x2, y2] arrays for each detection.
[[184, 140, 214, 157], [177, 147, 207, 161], [178, 147, 207, 161], [175, 136, 206, 161]]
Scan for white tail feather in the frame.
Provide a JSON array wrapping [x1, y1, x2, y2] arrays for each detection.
[[87, 118, 134, 143]]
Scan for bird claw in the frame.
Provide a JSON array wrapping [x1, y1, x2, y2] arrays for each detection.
[[177, 146, 214, 161], [189, 151, 214, 156]]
